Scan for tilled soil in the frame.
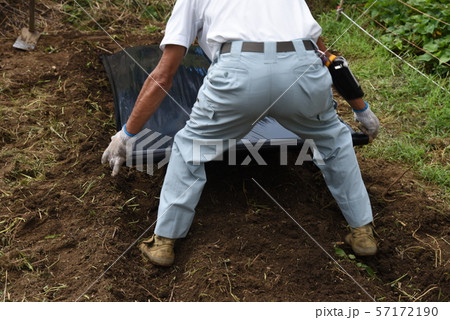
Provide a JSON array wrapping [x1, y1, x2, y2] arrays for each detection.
[[0, 1, 448, 302]]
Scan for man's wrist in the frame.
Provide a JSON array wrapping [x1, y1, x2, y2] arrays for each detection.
[[353, 101, 369, 113], [122, 124, 136, 137], [349, 99, 368, 112]]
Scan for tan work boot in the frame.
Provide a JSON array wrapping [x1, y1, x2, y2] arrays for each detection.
[[139, 234, 176, 267], [345, 224, 377, 256]]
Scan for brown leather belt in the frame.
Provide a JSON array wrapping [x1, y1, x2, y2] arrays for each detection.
[[220, 40, 315, 54]]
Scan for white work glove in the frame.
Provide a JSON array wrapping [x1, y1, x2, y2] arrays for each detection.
[[101, 126, 132, 176], [354, 103, 380, 142]]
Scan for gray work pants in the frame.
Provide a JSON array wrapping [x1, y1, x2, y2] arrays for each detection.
[[155, 39, 373, 239]]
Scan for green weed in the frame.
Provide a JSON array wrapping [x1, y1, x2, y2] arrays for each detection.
[[368, 0, 450, 75], [319, 11, 450, 193], [334, 246, 376, 278]]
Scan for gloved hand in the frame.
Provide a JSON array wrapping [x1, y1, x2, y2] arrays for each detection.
[[101, 126, 133, 176], [354, 102, 380, 142]]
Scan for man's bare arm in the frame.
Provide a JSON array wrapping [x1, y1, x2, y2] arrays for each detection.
[[125, 44, 187, 134], [316, 37, 331, 57]]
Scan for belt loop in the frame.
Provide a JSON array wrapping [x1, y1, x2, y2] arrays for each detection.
[[309, 39, 319, 51], [230, 41, 243, 59], [264, 42, 276, 64], [292, 39, 307, 58], [212, 50, 219, 64]]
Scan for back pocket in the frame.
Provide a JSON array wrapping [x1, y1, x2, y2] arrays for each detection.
[[205, 66, 249, 94], [292, 63, 333, 119]]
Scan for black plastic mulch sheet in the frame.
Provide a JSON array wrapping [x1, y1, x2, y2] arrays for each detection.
[[101, 45, 368, 162]]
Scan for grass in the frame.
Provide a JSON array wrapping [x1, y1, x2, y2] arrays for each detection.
[[61, 0, 174, 33], [0, 87, 71, 189], [318, 11, 450, 194]]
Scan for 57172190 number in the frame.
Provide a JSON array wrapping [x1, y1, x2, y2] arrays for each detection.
[[376, 306, 438, 317]]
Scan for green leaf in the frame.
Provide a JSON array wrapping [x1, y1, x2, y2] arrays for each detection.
[[423, 42, 439, 53], [438, 49, 450, 64], [358, 263, 376, 278], [334, 247, 347, 258], [416, 53, 434, 62], [393, 39, 403, 50]]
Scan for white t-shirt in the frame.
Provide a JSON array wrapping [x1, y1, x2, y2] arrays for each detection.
[[160, 0, 322, 60]]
